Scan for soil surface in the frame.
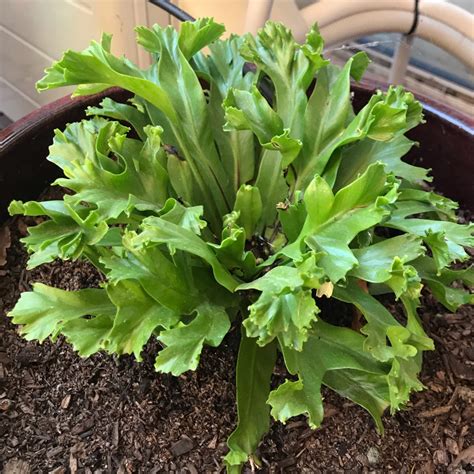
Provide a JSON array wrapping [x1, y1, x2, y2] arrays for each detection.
[[0, 202, 473, 473]]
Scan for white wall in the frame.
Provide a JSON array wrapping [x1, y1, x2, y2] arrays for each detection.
[[4, 0, 469, 122], [0, 0, 312, 121], [0, 0, 170, 121], [175, 0, 306, 35], [0, 0, 102, 120]]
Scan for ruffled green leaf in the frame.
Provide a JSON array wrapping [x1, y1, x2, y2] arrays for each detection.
[[336, 136, 430, 189], [106, 280, 179, 361], [86, 97, 150, 140], [224, 86, 302, 167], [295, 82, 422, 190], [238, 266, 319, 350], [60, 314, 114, 357], [154, 303, 230, 375], [37, 33, 176, 118], [296, 55, 367, 189], [283, 163, 398, 282], [397, 188, 458, 220], [240, 22, 328, 134], [334, 281, 433, 408], [179, 17, 226, 58], [137, 18, 225, 60], [131, 216, 240, 291], [334, 280, 433, 362], [192, 35, 257, 193], [413, 257, 474, 311], [48, 118, 168, 218], [386, 201, 474, 270], [8, 283, 115, 343], [270, 321, 390, 429], [224, 335, 276, 472], [351, 234, 424, 280], [8, 199, 110, 268], [209, 213, 257, 279], [158, 198, 206, 235], [351, 235, 424, 298], [102, 238, 200, 314]]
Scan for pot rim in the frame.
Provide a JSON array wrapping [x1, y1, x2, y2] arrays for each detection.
[[1, 82, 472, 216], [1, 83, 472, 150], [0, 88, 124, 152]]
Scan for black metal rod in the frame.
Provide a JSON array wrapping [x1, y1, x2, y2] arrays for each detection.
[[148, 0, 195, 22]]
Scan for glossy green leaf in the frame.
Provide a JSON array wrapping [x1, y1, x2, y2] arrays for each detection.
[[351, 235, 423, 281], [86, 97, 150, 140], [192, 35, 256, 193], [158, 198, 206, 235], [9, 199, 109, 268], [413, 257, 474, 311], [295, 83, 422, 191], [132, 217, 240, 291], [238, 266, 319, 350], [224, 86, 302, 167], [8, 283, 115, 343], [334, 280, 433, 362], [48, 118, 167, 218], [397, 189, 458, 220], [60, 313, 114, 357], [209, 213, 257, 279], [278, 196, 306, 243], [37, 33, 176, 118], [270, 321, 390, 429], [334, 281, 433, 408], [137, 18, 225, 60], [351, 235, 424, 298], [224, 335, 276, 472], [336, 135, 430, 190], [233, 185, 262, 237], [386, 202, 474, 270], [254, 150, 288, 231], [102, 238, 199, 313], [106, 280, 179, 361], [240, 23, 328, 134], [283, 163, 398, 282], [154, 303, 230, 375]]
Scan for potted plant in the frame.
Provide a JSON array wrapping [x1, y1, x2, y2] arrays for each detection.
[[1, 19, 472, 472]]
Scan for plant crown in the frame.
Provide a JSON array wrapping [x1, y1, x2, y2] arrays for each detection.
[[8, 19, 473, 472]]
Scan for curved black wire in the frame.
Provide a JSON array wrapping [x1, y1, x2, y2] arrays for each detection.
[[148, 0, 195, 22], [407, 0, 420, 35]]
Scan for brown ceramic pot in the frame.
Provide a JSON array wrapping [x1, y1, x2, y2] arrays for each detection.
[[0, 85, 472, 222]]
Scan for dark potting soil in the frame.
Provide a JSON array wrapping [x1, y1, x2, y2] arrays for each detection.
[[0, 199, 473, 473]]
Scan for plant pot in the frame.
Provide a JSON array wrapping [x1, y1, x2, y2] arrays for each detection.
[[1, 85, 472, 224], [0, 85, 472, 472]]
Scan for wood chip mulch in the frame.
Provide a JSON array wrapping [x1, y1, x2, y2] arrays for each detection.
[[0, 213, 472, 473]]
